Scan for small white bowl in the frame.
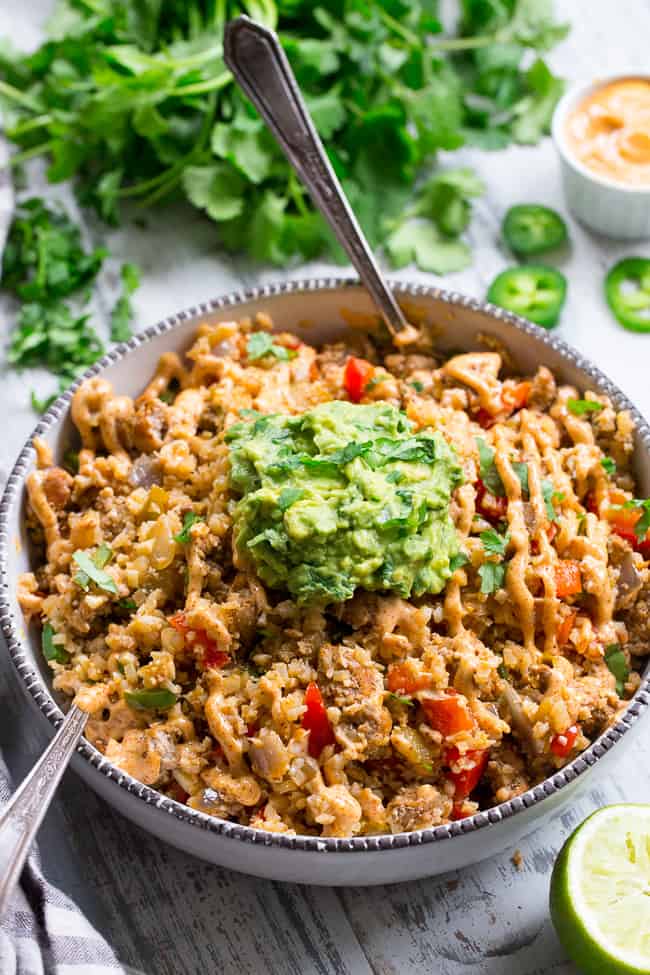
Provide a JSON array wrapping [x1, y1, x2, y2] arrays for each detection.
[[552, 74, 650, 239]]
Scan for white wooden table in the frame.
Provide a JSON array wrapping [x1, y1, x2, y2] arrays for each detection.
[[1, 3, 650, 972]]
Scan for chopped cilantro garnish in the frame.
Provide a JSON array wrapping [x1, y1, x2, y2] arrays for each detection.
[[124, 688, 178, 711], [567, 398, 604, 416], [476, 437, 505, 496], [497, 661, 509, 680], [600, 456, 616, 476], [247, 332, 297, 363], [278, 487, 305, 511], [604, 644, 629, 697], [449, 551, 469, 572], [387, 692, 415, 706], [63, 449, 79, 474], [541, 480, 563, 522], [73, 548, 117, 594], [174, 511, 203, 544], [511, 461, 529, 497], [480, 529, 510, 556], [42, 622, 69, 664], [409, 381, 424, 392], [94, 542, 113, 568], [479, 561, 507, 594]]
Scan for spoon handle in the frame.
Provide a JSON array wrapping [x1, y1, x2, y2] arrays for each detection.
[[223, 16, 416, 343], [0, 705, 87, 917]]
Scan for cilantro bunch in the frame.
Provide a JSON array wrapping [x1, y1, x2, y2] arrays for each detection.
[[1, 198, 139, 410], [0, 0, 567, 272]]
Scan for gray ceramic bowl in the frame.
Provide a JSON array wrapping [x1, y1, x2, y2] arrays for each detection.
[[1, 278, 649, 886]]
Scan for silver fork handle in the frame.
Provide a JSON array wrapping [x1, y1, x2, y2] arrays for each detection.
[[223, 16, 417, 344], [0, 705, 87, 917]]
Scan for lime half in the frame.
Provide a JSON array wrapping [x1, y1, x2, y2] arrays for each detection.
[[550, 804, 650, 974]]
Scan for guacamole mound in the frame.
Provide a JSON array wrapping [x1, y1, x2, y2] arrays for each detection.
[[226, 401, 463, 605]]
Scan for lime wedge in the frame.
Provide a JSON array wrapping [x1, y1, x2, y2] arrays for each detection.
[[550, 805, 650, 975]]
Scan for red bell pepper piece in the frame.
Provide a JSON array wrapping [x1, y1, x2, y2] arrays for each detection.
[[475, 479, 508, 522], [475, 408, 497, 430], [556, 610, 577, 647], [302, 682, 335, 758], [422, 691, 474, 737], [445, 746, 489, 798], [386, 662, 432, 695], [554, 560, 582, 598], [502, 381, 531, 412], [169, 612, 230, 668], [550, 724, 579, 758], [168, 781, 189, 803], [343, 356, 374, 403]]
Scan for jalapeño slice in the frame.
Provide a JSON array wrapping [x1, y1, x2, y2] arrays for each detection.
[[487, 265, 567, 329]]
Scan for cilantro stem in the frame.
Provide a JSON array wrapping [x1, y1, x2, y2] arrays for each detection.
[[214, 0, 226, 27], [7, 113, 53, 137], [170, 72, 232, 97], [376, 8, 421, 47], [0, 79, 42, 112], [288, 171, 308, 216], [117, 163, 185, 199], [7, 140, 56, 167], [136, 92, 217, 207], [429, 33, 498, 52]]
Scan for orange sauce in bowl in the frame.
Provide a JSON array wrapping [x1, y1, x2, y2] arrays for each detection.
[[566, 79, 650, 186]]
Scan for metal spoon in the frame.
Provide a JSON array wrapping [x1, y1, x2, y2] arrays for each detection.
[[223, 15, 418, 345], [0, 706, 87, 916]]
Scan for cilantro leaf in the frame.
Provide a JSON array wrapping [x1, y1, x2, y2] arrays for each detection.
[[174, 512, 203, 544], [1, 198, 106, 301], [110, 262, 140, 342], [480, 529, 510, 556], [125, 688, 178, 711], [512, 461, 529, 497], [278, 487, 305, 511], [510, 59, 565, 145], [479, 561, 507, 594], [541, 480, 562, 522], [0, 0, 568, 274], [73, 548, 117, 594], [601, 456, 616, 476], [384, 218, 472, 274], [42, 622, 69, 664], [567, 398, 604, 416], [449, 551, 470, 572], [247, 332, 297, 362], [604, 644, 629, 697], [477, 437, 505, 496], [30, 390, 57, 414]]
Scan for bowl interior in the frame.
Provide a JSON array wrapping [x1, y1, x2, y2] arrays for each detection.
[[2, 279, 650, 847]]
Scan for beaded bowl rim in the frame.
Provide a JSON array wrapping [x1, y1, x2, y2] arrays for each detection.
[[1, 276, 648, 855]]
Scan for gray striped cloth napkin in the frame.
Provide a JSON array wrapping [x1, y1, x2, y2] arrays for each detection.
[[0, 756, 133, 975]]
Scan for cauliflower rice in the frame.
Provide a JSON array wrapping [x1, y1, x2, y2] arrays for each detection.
[[18, 315, 650, 837]]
